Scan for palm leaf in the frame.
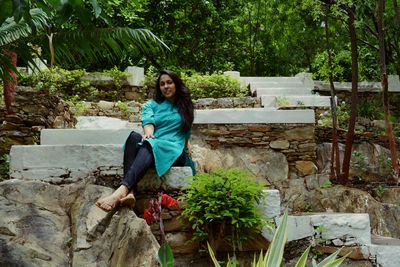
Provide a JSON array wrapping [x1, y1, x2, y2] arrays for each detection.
[[51, 27, 169, 66], [0, 8, 48, 47]]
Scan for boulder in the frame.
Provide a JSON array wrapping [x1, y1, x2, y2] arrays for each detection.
[[0, 179, 160, 267]]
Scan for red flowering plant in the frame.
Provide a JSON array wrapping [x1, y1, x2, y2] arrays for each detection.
[[143, 192, 180, 267]]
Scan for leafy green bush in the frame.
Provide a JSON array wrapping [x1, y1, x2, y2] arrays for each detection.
[[142, 69, 249, 99], [19, 67, 129, 101], [358, 99, 383, 120], [182, 72, 249, 99], [318, 101, 349, 129], [180, 168, 272, 251]]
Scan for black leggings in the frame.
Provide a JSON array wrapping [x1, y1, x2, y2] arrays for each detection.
[[121, 131, 186, 191]]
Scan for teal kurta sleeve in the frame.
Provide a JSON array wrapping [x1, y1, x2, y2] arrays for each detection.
[[141, 99, 190, 176]]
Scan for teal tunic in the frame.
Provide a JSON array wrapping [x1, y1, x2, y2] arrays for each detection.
[[141, 99, 190, 176]]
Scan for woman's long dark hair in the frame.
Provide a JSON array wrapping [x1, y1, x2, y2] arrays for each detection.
[[154, 70, 194, 132]]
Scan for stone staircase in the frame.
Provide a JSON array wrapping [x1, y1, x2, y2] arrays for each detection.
[[9, 123, 400, 266], [237, 72, 333, 109]]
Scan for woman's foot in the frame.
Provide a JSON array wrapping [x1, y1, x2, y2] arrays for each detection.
[[96, 194, 120, 212], [120, 192, 136, 209], [96, 185, 129, 212]]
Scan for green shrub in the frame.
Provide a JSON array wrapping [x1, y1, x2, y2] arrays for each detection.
[[182, 72, 249, 99], [358, 99, 383, 120], [19, 67, 130, 101], [318, 101, 349, 129], [142, 69, 249, 100], [180, 168, 272, 251]]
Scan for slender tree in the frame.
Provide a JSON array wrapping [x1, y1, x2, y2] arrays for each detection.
[[323, 2, 341, 180], [377, 0, 399, 183], [340, 4, 359, 185]]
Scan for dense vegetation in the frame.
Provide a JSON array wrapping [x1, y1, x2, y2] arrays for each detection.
[[1, 0, 399, 80]]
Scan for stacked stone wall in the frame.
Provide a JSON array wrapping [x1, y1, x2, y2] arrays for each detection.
[[0, 86, 75, 155]]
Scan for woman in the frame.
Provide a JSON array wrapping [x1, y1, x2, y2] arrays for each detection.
[[96, 70, 194, 212]]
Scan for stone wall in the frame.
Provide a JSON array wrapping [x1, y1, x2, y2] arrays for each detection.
[[0, 86, 75, 155], [193, 124, 316, 172]]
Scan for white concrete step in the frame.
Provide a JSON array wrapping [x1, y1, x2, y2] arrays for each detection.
[[250, 82, 310, 94], [262, 213, 371, 245], [255, 88, 313, 96], [261, 95, 333, 108], [362, 242, 400, 267], [194, 108, 315, 124], [41, 129, 135, 145], [9, 144, 193, 191]]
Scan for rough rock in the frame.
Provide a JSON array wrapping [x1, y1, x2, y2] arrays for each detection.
[[316, 142, 392, 182], [0, 179, 160, 267], [282, 185, 400, 239], [295, 161, 317, 176], [191, 141, 288, 185]]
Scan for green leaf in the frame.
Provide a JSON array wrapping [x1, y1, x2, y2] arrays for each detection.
[[207, 242, 221, 267], [158, 242, 174, 267], [89, 0, 101, 18], [264, 209, 288, 267], [316, 248, 341, 266], [294, 246, 311, 267]]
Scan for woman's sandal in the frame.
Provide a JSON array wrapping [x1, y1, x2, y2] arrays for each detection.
[[120, 194, 136, 209]]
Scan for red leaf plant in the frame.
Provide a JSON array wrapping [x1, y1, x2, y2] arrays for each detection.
[[143, 192, 180, 241]]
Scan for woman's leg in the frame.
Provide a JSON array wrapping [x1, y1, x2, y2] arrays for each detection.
[[121, 143, 154, 190], [96, 131, 148, 212], [123, 131, 143, 176]]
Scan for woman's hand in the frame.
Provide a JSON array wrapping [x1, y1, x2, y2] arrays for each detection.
[[142, 124, 155, 141]]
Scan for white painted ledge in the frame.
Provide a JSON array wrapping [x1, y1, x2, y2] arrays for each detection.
[[261, 95, 333, 108], [194, 109, 315, 124]]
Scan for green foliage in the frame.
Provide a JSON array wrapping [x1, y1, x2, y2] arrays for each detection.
[[208, 209, 347, 267], [351, 151, 368, 181], [19, 67, 134, 101], [358, 99, 383, 120], [115, 101, 129, 114], [102, 67, 128, 90], [19, 67, 99, 100], [0, 154, 10, 182], [182, 73, 249, 99], [318, 102, 350, 129], [180, 168, 271, 247], [311, 50, 352, 82], [320, 180, 333, 189], [374, 185, 386, 199], [158, 242, 174, 267], [276, 97, 290, 107]]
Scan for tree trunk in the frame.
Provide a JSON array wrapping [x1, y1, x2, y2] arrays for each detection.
[[377, 0, 399, 182], [2, 49, 17, 114], [340, 6, 358, 185], [324, 3, 340, 179]]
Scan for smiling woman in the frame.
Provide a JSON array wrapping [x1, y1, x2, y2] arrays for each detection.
[[96, 70, 195, 212]]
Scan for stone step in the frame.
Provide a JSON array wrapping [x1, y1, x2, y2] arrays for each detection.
[[255, 88, 313, 96], [261, 95, 332, 108], [41, 129, 135, 145], [251, 82, 310, 94], [9, 144, 193, 191], [362, 243, 400, 267], [194, 108, 315, 124], [262, 213, 371, 246]]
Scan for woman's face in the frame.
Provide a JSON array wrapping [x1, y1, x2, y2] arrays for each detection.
[[159, 74, 176, 101]]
